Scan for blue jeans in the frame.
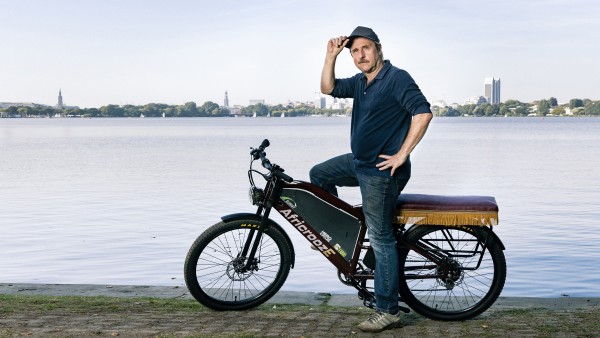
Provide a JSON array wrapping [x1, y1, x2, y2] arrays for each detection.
[[310, 153, 408, 314]]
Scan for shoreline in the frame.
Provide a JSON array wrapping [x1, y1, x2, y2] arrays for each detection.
[[2, 283, 599, 310]]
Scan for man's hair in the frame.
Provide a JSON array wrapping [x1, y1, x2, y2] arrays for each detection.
[[375, 43, 384, 60]]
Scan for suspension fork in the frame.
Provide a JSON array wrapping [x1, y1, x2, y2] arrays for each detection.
[[241, 178, 283, 271], [238, 207, 263, 259]]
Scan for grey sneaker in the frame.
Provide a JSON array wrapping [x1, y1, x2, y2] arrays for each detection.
[[357, 311, 403, 333]]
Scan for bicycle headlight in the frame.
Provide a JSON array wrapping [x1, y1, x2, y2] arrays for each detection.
[[249, 187, 264, 205]]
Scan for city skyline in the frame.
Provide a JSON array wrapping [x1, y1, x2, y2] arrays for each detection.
[[2, 0, 599, 108], [0, 77, 588, 111]]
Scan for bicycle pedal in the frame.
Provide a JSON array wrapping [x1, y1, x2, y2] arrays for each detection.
[[359, 293, 375, 308]]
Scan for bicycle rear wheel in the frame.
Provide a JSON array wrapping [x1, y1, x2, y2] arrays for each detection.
[[184, 219, 293, 310], [398, 225, 506, 321]]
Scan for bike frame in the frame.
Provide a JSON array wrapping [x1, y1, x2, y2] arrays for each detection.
[[245, 172, 473, 283]]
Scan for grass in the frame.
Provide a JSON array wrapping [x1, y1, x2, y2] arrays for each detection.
[[0, 294, 208, 315], [0, 294, 346, 315]]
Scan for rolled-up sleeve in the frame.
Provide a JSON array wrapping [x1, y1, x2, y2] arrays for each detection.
[[404, 82, 431, 116], [394, 72, 431, 116], [331, 75, 359, 99]]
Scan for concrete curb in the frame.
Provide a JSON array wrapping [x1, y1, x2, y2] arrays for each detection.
[[2, 283, 599, 310]]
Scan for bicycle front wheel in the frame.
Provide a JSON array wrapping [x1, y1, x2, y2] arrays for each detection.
[[184, 219, 293, 310], [398, 225, 506, 321]]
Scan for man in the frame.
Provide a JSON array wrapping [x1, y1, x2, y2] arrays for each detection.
[[310, 26, 432, 333]]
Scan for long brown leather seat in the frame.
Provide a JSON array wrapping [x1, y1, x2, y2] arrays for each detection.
[[395, 194, 499, 226]]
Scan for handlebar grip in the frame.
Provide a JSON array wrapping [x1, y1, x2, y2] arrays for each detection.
[[251, 139, 270, 160], [259, 139, 270, 150]]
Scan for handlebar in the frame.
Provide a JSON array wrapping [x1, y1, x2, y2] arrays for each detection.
[[250, 139, 293, 182]]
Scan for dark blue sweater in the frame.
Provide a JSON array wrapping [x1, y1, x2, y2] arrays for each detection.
[[331, 60, 431, 178]]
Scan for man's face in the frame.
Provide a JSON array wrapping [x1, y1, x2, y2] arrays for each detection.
[[349, 37, 382, 75]]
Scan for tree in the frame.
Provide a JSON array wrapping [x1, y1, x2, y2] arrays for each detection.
[[163, 106, 176, 117], [454, 104, 476, 116], [87, 108, 100, 117], [569, 99, 584, 109], [444, 107, 460, 117], [6, 106, 18, 115], [503, 100, 524, 108], [514, 106, 529, 116], [100, 104, 124, 117], [476, 103, 489, 116], [583, 101, 600, 115], [67, 108, 84, 117], [549, 97, 558, 107], [175, 102, 198, 117], [211, 107, 230, 116], [242, 103, 270, 117], [483, 104, 500, 116], [537, 99, 550, 116], [199, 101, 219, 117], [17, 106, 32, 117], [123, 105, 140, 117]]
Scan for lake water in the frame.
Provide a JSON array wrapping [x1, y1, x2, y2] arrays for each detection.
[[1, 117, 599, 297]]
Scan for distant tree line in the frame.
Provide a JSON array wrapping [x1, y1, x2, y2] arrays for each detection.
[[2, 98, 600, 118], [0, 101, 347, 118], [435, 97, 600, 117]]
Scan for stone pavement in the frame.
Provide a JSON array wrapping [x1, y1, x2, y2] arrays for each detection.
[[1, 283, 600, 337]]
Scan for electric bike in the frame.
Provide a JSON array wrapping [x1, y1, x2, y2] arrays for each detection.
[[184, 139, 506, 321]]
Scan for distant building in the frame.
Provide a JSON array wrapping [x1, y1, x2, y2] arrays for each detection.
[[229, 106, 241, 116], [430, 100, 447, 108], [57, 89, 64, 110], [464, 96, 487, 106], [314, 96, 326, 109], [0, 102, 43, 109], [249, 99, 265, 105], [325, 97, 353, 109], [223, 90, 229, 108], [484, 77, 501, 104], [331, 98, 346, 110]]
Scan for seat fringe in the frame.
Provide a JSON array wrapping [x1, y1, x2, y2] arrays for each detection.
[[395, 210, 498, 226]]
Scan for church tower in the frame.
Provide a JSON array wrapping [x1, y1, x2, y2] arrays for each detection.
[[57, 89, 64, 110], [224, 90, 229, 108]]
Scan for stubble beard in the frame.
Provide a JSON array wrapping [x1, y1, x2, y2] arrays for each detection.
[[358, 57, 382, 76]]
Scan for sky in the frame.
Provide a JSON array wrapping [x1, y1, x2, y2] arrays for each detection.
[[1, 0, 599, 108]]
